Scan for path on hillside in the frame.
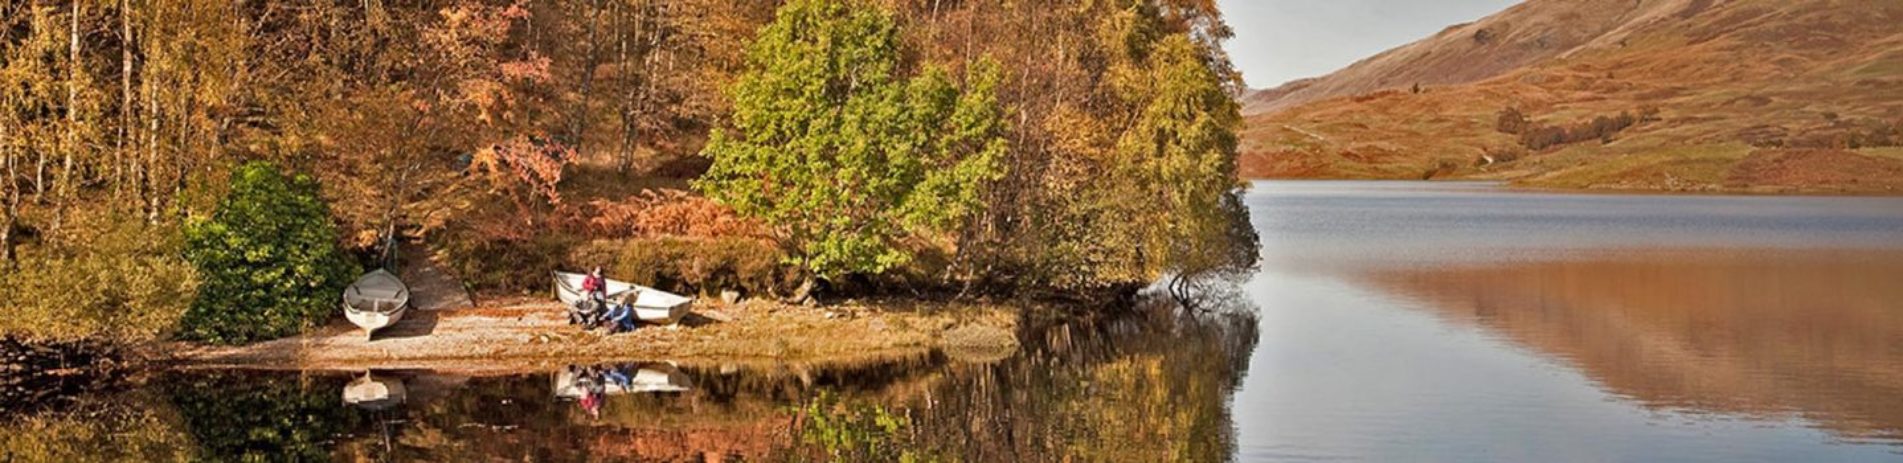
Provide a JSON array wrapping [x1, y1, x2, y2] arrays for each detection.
[[400, 245, 474, 312]]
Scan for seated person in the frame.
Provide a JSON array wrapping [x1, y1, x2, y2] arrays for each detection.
[[605, 292, 641, 333], [570, 298, 605, 327]]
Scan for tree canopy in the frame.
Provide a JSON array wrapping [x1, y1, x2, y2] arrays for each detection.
[[1, 0, 1259, 346], [696, 0, 1008, 281]]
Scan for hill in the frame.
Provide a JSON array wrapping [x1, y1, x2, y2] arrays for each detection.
[[1238, 0, 1903, 193]]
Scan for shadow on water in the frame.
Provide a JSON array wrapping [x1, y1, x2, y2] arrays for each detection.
[[0, 293, 1262, 462]]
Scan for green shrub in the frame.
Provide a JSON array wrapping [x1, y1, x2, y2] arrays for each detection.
[[0, 217, 198, 343], [180, 162, 355, 344], [572, 237, 794, 298]]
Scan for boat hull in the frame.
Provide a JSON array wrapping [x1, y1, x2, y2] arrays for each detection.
[[633, 304, 692, 325], [345, 304, 407, 334]]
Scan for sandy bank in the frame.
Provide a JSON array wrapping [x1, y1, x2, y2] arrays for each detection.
[[167, 298, 1020, 371]]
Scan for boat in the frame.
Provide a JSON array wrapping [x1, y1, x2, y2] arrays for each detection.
[[342, 372, 408, 411], [344, 269, 410, 338], [554, 362, 693, 398], [553, 271, 694, 325]]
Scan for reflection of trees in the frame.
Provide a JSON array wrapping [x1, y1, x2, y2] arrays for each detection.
[[786, 297, 1261, 461], [9, 296, 1260, 461], [164, 370, 361, 462], [0, 389, 193, 462]]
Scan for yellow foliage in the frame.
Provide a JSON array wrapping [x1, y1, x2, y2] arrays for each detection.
[[0, 213, 197, 343], [0, 398, 194, 462]]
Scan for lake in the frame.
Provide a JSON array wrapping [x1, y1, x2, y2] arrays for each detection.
[[6, 180, 1903, 462], [1238, 181, 1903, 462]]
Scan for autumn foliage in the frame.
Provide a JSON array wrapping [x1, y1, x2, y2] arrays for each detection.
[[1, 0, 1259, 344], [575, 189, 766, 240]]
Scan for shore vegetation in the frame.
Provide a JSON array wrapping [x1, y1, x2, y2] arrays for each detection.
[[0, 0, 1256, 350]]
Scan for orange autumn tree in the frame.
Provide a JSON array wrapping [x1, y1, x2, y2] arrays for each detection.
[[304, 1, 577, 248], [428, 3, 575, 225]]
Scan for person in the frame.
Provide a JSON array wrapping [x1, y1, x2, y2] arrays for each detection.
[[581, 267, 607, 304], [605, 291, 640, 334], [574, 268, 608, 328]]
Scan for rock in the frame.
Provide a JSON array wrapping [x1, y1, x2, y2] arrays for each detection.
[[701, 310, 736, 323], [720, 290, 742, 305]]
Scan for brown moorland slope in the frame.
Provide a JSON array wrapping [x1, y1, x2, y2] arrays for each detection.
[[1239, 0, 1903, 193]]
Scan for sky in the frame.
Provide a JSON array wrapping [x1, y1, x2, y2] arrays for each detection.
[[1218, 0, 1521, 89]]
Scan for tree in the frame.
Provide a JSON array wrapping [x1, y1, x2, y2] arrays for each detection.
[[696, 0, 1007, 283], [180, 162, 354, 344], [1111, 32, 1252, 288]]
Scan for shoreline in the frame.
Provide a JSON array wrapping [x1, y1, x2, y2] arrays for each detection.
[[160, 298, 1023, 372]]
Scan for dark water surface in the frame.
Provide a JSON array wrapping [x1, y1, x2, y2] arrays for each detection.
[[7, 181, 1903, 462]]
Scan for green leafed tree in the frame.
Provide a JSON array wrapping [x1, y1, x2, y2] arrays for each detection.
[[695, 0, 1007, 283], [180, 162, 354, 344], [1118, 33, 1254, 289]]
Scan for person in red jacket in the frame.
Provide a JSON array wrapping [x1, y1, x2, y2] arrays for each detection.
[[576, 268, 608, 327], [581, 267, 606, 301]]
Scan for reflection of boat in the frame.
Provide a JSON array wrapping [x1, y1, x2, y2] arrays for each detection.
[[555, 363, 693, 399], [344, 270, 410, 338], [342, 373, 408, 411], [553, 272, 693, 325]]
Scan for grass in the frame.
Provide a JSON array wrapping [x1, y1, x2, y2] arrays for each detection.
[[1236, 0, 1903, 194], [1520, 142, 1753, 190], [1861, 147, 1903, 162]]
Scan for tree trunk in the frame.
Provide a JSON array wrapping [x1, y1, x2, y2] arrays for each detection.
[[117, 0, 132, 200], [571, 0, 605, 155], [2, 138, 16, 267], [1, 206, 13, 266], [142, 57, 159, 224], [786, 272, 818, 305], [53, 1, 83, 237], [33, 147, 45, 203]]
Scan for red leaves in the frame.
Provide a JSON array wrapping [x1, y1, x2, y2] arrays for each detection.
[[471, 135, 574, 208]]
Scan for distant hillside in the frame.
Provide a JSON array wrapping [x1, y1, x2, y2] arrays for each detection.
[[1239, 0, 1903, 193]]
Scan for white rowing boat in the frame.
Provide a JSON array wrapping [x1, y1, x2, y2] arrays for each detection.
[[344, 269, 410, 339], [553, 271, 694, 325]]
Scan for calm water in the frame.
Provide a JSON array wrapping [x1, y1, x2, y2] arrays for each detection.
[[7, 181, 1903, 462], [1238, 181, 1903, 462]]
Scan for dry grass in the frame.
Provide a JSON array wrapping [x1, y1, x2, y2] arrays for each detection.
[[1239, 0, 1903, 194]]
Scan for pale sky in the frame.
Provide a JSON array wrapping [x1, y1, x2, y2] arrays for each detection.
[[1219, 0, 1520, 89]]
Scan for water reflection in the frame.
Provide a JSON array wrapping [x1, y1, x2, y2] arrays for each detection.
[[344, 372, 409, 411], [1239, 180, 1903, 461], [0, 296, 1261, 462], [1364, 250, 1903, 443]]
